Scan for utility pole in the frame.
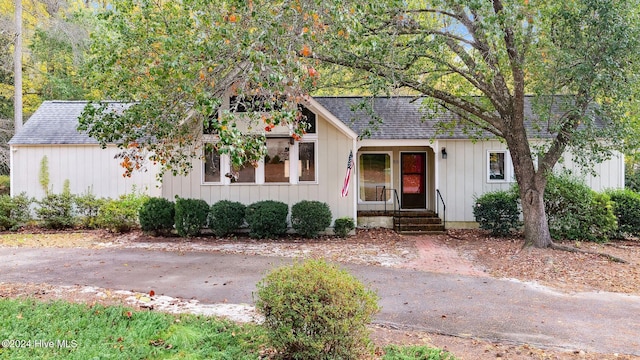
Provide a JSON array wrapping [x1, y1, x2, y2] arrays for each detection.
[[14, 0, 22, 132]]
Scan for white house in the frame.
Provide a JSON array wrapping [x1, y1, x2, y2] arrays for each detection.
[[9, 97, 625, 230]]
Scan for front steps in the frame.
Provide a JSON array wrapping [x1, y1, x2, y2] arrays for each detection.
[[358, 210, 445, 234]]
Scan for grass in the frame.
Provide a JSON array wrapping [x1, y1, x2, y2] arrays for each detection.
[[0, 299, 455, 360], [0, 233, 98, 248]]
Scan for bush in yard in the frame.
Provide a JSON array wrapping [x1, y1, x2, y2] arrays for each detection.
[[255, 259, 379, 360], [544, 172, 617, 242], [291, 200, 332, 238], [606, 189, 640, 238], [36, 182, 75, 230], [0, 193, 33, 230], [209, 200, 245, 237], [245, 200, 288, 239], [97, 193, 149, 233], [74, 191, 107, 229], [139, 197, 175, 235], [473, 190, 521, 236], [174, 198, 209, 237], [333, 217, 355, 238]]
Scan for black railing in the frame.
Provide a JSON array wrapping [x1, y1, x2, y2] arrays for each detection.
[[436, 189, 446, 226], [376, 186, 401, 232]]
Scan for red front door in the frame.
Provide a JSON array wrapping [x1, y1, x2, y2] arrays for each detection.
[[401, 153, 426, 209]]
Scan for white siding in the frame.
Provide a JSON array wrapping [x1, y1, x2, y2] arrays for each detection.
[[10, 144, 162, 200], [437, 140, 625, 224], [161, 113, 356, 223]]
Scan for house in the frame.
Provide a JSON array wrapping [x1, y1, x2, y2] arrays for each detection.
[[10, 97, 624, 230]]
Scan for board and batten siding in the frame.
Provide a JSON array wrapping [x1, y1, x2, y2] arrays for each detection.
[[436, 139, 625, 227], [161, 113, 356, 224], [10, 144, 162, 200]]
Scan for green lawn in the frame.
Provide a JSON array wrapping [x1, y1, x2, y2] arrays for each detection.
[[0, 299, 454, 359]]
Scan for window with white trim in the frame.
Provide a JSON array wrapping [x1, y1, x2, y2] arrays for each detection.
[[203, 146, 222, 183], [265, 137, 291, 183], [487, 150, 514, 182], [359, 153, 392, 202], [298, 141, 316, 182]]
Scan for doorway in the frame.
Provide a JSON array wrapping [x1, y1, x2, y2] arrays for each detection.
[[401, 152, 426, 209]]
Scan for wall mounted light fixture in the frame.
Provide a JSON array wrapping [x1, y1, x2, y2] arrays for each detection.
[[441, 147, 448, 159]]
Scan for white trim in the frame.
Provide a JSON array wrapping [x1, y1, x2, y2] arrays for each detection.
[[357, 151, 394, 204], [358, 139, 433, 148], [487, 150, 515, 183], [304, 97, 358, 139]]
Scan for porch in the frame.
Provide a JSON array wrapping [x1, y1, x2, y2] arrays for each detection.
[[357, 209, 445, 234]]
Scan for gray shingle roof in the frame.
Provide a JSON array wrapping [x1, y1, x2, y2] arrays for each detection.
[[9, 101, 129, 145], [11, 96, 578, 145], [315, 96, 562, 140]]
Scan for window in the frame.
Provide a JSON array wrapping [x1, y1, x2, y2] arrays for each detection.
[[298, 105, 316, 134], [228, 162, 254, 183], [359, 153, 392, 202], [487, 150, 514, 182], [265, 138, 290, 183], [298, 142, 316, 182], [203, 147, 221, 183]]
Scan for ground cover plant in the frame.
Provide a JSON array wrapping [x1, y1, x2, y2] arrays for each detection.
[[0, 298, 454, 360], [0, 299, 266, 360]]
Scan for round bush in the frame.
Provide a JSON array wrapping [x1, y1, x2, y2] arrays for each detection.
[[473, 190, 520, 236], [175, 198, 210, 237], [291, 200, 332, 238], [139, 197, 175, 235], [255, 259, 379, 360], [245, 200, 288, 239], [605, 189, 640, 237], [544, 172, 617, 242], [209, 200, 246, 237], [97, 193, 149, 233], [333, 217, 355, 238]]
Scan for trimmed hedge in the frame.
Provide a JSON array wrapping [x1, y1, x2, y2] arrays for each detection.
[[175, 198, 210, 237], [473, 190, 521, 236], [245, 200, 288, 239], [209, 200, 246, 237], [139, 197, 175, 235], [291, 200, 332, 238]]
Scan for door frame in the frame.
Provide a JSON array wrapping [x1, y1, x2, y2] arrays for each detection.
[[400, 151, 427, 209]]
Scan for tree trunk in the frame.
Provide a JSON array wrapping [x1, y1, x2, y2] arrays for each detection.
[[519, 184, 553, 248]]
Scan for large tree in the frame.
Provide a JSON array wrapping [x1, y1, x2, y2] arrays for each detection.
[[307, 0, 640, 247], [80, 0, 640, 248]]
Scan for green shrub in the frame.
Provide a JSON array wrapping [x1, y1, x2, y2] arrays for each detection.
[[255, 259, 379, 360], [291, 200, 332, 238], [36, 188, 75, 230], [97, 193, 149, 233], [334, 217, 355, 238], [209, 200, 245, 237], [245, 200, 288, 239], [139, 197, 175, 235], [473, 190, 521, 236], [544, 172, 617, 242], [0, 193, 32, 230], [0, 175, 9, 195], [383, 344, 456, 360], [9, 192, 33, 228], [175, 198, 209, 237], [75, 192, 107, 229], [605, 189, 640, 238]]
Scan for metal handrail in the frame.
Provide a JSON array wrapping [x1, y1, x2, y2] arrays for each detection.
[[436, 189, 446, 226], [376, 186, 401, 232]]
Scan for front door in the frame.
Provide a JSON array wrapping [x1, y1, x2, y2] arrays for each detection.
[[401, 153, 426, 209]]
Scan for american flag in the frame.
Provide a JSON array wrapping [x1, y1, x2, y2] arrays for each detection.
[[341, 150, 353, 197]]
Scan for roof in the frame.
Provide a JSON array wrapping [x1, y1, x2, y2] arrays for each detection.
[[314, 96, 567, 140], [9, 101, 129, 145], [11, 96, 581, 145]]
